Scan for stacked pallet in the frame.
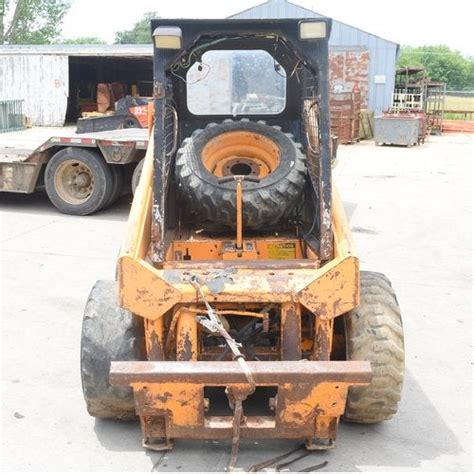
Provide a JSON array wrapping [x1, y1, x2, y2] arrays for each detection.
[[330, 92, 361, 144]]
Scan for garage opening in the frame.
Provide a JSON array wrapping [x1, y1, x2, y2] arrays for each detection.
[[66, 55, 153, 123]]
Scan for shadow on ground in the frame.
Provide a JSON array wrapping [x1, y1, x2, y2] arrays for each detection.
[[93, 370, 464, 472], [0, 188, 131, 222]]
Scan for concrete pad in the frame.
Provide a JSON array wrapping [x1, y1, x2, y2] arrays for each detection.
[[1, 134, 472, 471]]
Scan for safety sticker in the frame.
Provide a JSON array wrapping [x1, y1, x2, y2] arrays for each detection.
[[268, 242, 296, 260]]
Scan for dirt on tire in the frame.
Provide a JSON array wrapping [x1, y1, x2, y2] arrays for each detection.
[[80, 280, 145, 419], [343, 271, 405, 423], [45, 147, 114, 215]]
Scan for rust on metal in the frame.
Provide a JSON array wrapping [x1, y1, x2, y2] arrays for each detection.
[[229, 398, 244, 470], [118, 256, 182, 321], [307, 416, 338, 449], [110, 360, 371, 385], [110, 360, 370, 445], [329, 49, 369, 108], [145, 318, 165, 360], [329, 92, 361, 145], [248, 445, 304, 472], [298, 257, 358, 319], [281, 302, 302, 360], [176, 307, 198, 361], [163, 259, 320, 270], [312, 317, 332, 361]]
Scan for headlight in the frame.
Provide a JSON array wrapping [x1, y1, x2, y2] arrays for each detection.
[[152, 26, 183, 49], [299, 20, 327, 40]]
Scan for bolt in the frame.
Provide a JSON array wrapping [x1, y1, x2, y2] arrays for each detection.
[[269, 396, 278, 411]]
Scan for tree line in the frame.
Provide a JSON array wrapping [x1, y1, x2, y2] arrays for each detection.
[[0, 0, 156, 45], [398, 45, 474, 91]]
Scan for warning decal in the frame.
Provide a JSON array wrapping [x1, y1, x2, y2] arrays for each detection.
[[268, 242, 296, 260]]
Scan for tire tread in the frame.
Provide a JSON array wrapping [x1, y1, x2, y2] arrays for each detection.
[[344, 271, 405, 423]]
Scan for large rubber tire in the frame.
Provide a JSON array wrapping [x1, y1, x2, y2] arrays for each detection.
[[131, 158, 144, 195], [45, 147, 114, 215], [104, 165, 124, 208], [81, 280, 145, 419], [344, 271, 405, 423], [175, 119, 306, 230]]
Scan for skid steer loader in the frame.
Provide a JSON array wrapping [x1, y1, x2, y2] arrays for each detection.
[[81, 18, 405, 469]]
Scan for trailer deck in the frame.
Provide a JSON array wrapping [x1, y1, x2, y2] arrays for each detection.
[[0, 127, 149, 195], [0, 127, 149, 163]]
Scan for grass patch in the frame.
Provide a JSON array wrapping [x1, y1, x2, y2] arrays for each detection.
[[442, 95, 474, 120], [444, 95, 474, 111]]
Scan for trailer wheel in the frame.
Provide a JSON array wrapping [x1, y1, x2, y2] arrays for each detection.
[[343, 271, 405, 423], [131, 158, 144, 195], [175, 119, 306, 230], [81, 280, 145, 419], [45, 147, 114, 215]]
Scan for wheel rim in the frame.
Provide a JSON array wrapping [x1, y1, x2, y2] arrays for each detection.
[[54, 160, 95, 205], [201, 131, 280, 178]]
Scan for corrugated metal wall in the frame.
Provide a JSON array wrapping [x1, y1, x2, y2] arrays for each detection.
[[0, 55, 68, 126], [230, 0, 398, 113]]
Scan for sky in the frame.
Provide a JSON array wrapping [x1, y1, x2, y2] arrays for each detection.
[[61, 0, 474, 55]]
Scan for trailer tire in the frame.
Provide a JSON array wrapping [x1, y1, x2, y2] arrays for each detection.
[[104, 165, 124, 208], [45, 147, 114, 215], [131, 158, 144, 195], [81, 280, 145, 419], [343, 271, 405, 423], [175, 119, 306, 230]]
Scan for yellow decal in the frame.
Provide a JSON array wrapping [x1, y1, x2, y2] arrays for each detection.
[[268, 243, 296, 260]]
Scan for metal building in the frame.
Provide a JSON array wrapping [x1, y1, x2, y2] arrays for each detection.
[[229, 0, 399, 114], [0, 45, 152, 126]]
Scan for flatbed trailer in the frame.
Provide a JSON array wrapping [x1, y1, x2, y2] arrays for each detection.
[[0, 128, 149, 215]]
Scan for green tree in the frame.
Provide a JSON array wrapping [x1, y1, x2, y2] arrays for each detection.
[[115, 11, 158, 44], [60, 36, 106, 44], [1, 0, 70, 44], [398, 45, 472, 90], [465, 56, 474, 90]]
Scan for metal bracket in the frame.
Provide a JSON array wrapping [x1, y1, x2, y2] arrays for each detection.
[[305, 437, 335, 450], [143, 436, 173, 451]]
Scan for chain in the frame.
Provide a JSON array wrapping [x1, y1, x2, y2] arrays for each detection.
[[188, 275, 256, 392]]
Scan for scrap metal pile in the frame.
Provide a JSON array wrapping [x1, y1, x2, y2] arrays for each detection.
[[375, 67, 446, 146], [330, 90, 361, 144]]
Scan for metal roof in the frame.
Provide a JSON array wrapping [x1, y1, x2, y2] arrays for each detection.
[[229, 0, 400, 114], [0, 44, 153, 57], [229, 0, 399, 47]]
